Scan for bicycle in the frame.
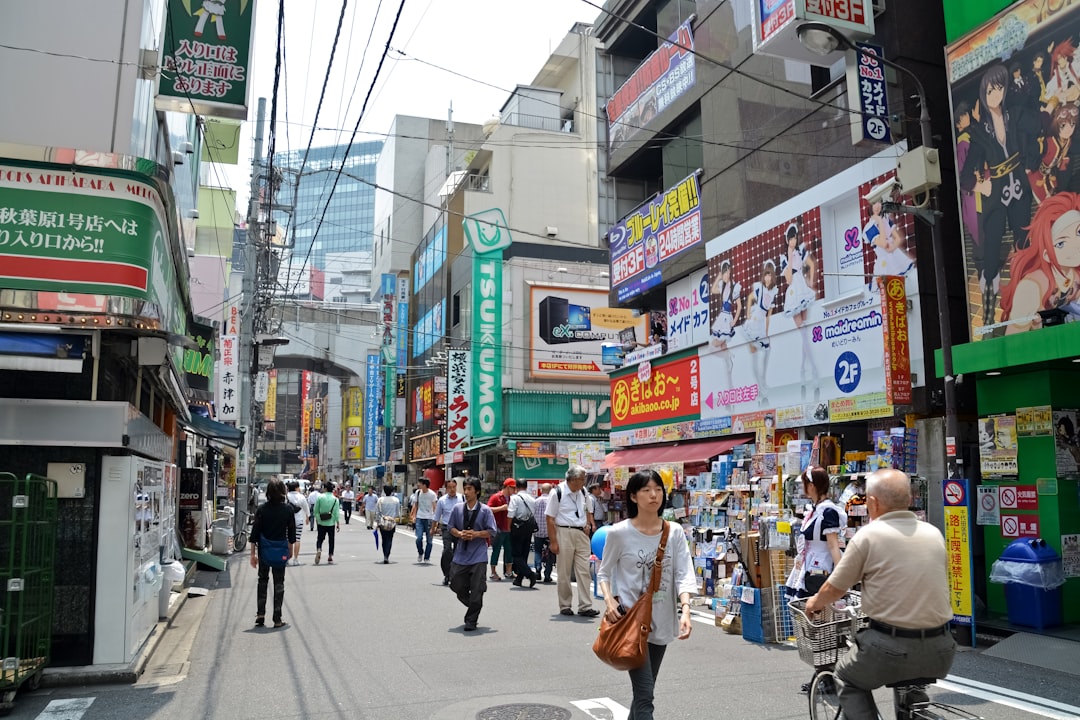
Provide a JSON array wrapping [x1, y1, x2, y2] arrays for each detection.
[[232, 509, 252, 552], [788, 594, 982, 720]]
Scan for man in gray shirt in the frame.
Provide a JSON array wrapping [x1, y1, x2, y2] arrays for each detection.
[[433, 477, 464, 586], [448, 476, 498, 631]]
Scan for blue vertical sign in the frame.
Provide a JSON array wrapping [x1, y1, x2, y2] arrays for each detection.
[[854, 43, 891, 145], [364, 351, 380, 460]]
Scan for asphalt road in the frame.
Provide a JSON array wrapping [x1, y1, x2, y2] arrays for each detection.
[[11, 522, 1080, 719]]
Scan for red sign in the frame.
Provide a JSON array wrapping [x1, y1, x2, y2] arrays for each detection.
[[610, 353, 700, 428], [877, 276, 912, 405], [1001, 514, 1040, 538], [998, 485, 1038, 510]]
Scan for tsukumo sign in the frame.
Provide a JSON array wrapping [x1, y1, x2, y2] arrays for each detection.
[[464, 209, 512, 440]]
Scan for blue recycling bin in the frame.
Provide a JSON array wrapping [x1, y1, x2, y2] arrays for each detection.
[[994, 538, 1064, 630]]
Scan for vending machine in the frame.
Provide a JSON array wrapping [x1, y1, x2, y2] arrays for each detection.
[[93, 455, 167, 665]]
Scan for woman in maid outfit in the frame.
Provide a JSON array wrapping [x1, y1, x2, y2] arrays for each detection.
[[780, 223, 821, 393], [709, 260, 742, 393], [743, 260, 778, 404]]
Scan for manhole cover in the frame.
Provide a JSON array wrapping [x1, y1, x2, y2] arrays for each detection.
[[476, 704, 572, 720]]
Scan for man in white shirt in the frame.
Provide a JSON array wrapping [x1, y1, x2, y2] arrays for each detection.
[[410, 478, 439, 563], [546, 465, 598, 617], [507, 478, 538, 587], [306, 483, 321, 532], [341, 485, 356, 525], [433, 477, 464, 585], [285, 481, 309, 566], [587, 483, 608, 531], [363, 488, 379, 529]]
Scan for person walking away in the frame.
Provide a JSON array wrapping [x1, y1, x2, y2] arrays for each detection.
[[410, 478, 438, 563], [363, 488, 379, 530], [546, 465, 598, 617], [533, 483, 555, 582], [341, 485, 356, 525], [376, 485, 401, 564], [285, 481, 308, 566], [448, 477, 498, 631], [249, 479, 297, 629], [587, 482, 608, 531], [507, 478, 538, 587], [306, 482, 321, 532], [487, 479, 516, 581], [805, 469, 955, 720], [598, 470, 696, 719], [434, 477, 464, 585], [313, 481, 340, 565]]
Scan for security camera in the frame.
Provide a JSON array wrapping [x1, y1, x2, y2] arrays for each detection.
[[862, 177, 898, 205]]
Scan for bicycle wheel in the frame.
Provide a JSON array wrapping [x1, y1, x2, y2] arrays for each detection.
[[810, 670, 843, 720], [233, 530, 247, 552]]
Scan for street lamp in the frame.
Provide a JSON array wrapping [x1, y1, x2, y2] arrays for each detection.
[[797, 21, 960, 474]]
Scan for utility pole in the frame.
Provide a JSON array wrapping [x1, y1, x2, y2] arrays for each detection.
[[237, 97, 266, 520]]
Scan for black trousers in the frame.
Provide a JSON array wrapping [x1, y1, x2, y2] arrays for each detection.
[[341, 501, 353, 524], [379, 527, 395, 560], [450, 561, 487, 626], [316, 524, 336, 557], [256, 561, 286, 622], [440, 527, 457, 581], [510, 528, 536, 582], [533, 536, 554, 579]]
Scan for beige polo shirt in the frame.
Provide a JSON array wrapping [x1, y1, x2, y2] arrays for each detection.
[[828, 510, 953, 629]]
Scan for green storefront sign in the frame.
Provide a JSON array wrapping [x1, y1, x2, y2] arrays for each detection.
[[466, 209, 512, 441], [185, 320, 216, 392], [159, 0, 255, 120], [504, 390, 611, 438]]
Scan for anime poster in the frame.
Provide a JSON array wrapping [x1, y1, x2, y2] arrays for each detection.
[[978, 415, 1019, 477], [1053, 409, 1080, 477], [858, 173, 917, 286], [947, 1, 1080, 340]]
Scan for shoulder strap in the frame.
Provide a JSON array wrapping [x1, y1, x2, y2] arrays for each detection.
[[647, 521, 671, 595], [556, 485, 562, 501]]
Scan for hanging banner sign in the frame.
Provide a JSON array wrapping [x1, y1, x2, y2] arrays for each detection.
[[446, 350, 471, 452], [849, 43, 893, 146], [158, 0, 256, 120], [364, 352, 380, 460], [877, 275, 911, 405], [217, 334, 238, 421], [943, 479, 973, 626]]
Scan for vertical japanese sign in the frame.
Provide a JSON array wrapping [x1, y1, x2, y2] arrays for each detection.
[[264, 370, 277, 423], [364, 352, 380, 461], [944, 479, 975, 640], [665, 269, 710, 351], [300, 371, 311, 456], [463, 208, 512, 441], [158, 0, 256, 120], [217, 334, 238, 421], [344, 386, 363, 461], [397, 276, 409, 373], [609, 173, 702, 303], [877, 275, 911, 405], [446, 350, 471, 452], [849, 43, 892, 145]]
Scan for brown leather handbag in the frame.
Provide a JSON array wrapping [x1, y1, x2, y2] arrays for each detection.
[[592, 521, 670, 671]]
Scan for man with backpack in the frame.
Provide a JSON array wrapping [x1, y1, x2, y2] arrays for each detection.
[[313, 481, 341, 565]]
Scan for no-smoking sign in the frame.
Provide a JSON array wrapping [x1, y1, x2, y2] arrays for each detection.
[[1002, 516, 1019, 536], [944, 481, 965, 506], [1000, 487, 1016, 507]]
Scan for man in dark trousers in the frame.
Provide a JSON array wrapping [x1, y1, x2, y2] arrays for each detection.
[[448, 476, 498, 631]]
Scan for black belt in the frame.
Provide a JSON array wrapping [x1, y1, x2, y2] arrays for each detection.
[[557, 525, 587, 532], [869, 620, 950, 639]]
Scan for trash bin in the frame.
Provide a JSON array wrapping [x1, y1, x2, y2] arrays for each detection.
[[990, 538, 1066, 629], [211, 527, 233, 555]]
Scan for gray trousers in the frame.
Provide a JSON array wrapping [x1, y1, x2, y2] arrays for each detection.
[[835, 627, 956, 719], [450, 561, 488, 626]]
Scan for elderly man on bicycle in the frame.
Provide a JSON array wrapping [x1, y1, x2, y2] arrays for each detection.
[[805, 469, 956, 719]]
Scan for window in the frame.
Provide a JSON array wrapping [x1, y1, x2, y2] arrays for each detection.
[[452, 292, 461, 327]]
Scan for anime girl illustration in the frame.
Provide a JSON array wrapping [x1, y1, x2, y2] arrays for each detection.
[[962, 63, 1038, 327], [743, 260, 778, 403], [863, 198, 915, 280], [194, 0, 228, 40], [1028, 102, 1078, 203], [954, 98, 980, 248], [779, 223, 820, 391], [1044, 39, 1080, 112], [1000, 191, 1080, 333], [710, 260, 742, 391]]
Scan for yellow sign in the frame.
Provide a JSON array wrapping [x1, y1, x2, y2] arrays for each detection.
[[265, 371, 277, 421], [829, 392, 893, 422], [944, 504, 972, 620], [346, 387, 363, 421]]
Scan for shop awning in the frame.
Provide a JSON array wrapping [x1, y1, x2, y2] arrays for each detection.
[[462, 439, 498, 454], [184, 414, 243, 448], [603, 437, 750, 469]]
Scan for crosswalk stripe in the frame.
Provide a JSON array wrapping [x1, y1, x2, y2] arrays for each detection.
[[939, 676, 1080, 720], [35, 698, 95, 720], [571, 697, 629, 720]]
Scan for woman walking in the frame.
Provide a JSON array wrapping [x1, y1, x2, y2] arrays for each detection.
[[313, 480, 341, 565], [376, 485, 401, 564], [597, 470, 696, 720], [249, 478, 296, 628]]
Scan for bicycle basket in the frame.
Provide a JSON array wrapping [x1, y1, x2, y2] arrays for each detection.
[[788, 592, 865, 667]]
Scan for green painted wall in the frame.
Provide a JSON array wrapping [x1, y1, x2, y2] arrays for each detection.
[[977, 371, 1080, 623], [943, 0, 1016, 43]]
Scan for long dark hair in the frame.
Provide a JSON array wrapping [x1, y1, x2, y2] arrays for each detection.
[[626, 470, 667, 518]]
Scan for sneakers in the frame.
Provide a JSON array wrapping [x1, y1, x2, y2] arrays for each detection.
[[442, 577, 450, 586], [327, 557, 333, 564], [315, 550, 321, 565], [419, 554, 424, 563], [255, 615, 265, 627], [273, 619, 287, 629]]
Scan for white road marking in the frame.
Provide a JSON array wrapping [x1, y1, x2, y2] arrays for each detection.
[[939, 675, 1080, 720], [571, 696, 630, 720], [35, 698, 95, 720]]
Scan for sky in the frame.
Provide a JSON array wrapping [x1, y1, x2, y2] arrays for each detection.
[[225, 0, 601, 206]]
